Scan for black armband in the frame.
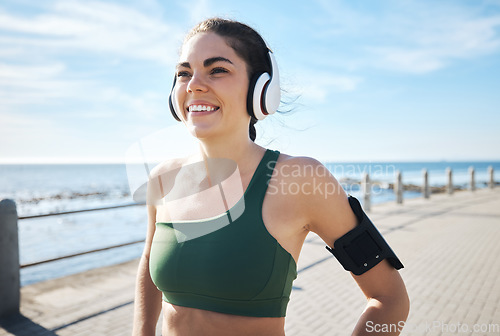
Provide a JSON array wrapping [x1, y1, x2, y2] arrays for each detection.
[[325, 196, 404, 275]]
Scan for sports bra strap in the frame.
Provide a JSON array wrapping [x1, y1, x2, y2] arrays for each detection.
[[262, 149, 280, 184], [244, 149, 280, 207]]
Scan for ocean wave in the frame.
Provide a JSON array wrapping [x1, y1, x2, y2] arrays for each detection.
[[7, 189, 133, 217], [15, 189, 130, 204]]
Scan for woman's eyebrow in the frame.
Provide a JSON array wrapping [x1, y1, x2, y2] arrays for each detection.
[[176, 57, 233, 70], [177, 62, 191, 69], [203, 57, 233, 67]]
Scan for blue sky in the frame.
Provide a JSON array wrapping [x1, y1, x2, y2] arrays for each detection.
[[1, 0, 499, 163]]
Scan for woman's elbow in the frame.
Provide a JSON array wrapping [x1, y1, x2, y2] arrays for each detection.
[[390, 271, 410, 319], [396, 288, 410, 321], [390, 283, 410, 320], [373, 283, 410, 320]]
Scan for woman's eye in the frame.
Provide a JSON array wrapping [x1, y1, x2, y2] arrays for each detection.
[[210, 67, 228, 75], [177, 71, 191, 78]]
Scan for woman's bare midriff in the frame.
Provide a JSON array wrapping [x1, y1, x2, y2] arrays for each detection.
[[161, 302, 286, 336]]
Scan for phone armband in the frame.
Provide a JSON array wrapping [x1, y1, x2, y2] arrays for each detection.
[[325, 196, 404, 275]]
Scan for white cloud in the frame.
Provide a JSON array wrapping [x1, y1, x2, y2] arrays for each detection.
[[0, 0, 183, 64], [0, 61, 167, 120], [369, 15, 500, 73], [314, 0, 500, 73], [179, 0, 213, 26], [289, 71, 363, 102], [367, 48, 446, 74], [0, 1, 176, 117], [0, 111, 67, 156], [98, 87, 167, 119], [0, 62, 65, 80], [0, 62, 92, 106]]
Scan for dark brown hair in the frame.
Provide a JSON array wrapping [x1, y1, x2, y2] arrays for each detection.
[[184, 18, 272, 142]]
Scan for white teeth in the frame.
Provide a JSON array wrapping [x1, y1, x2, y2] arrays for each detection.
[[188, 105, 217, 112]]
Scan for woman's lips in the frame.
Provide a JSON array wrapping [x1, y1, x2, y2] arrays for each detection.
[[186, 104, 220, 117]]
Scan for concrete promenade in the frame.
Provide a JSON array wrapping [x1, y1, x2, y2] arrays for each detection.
[[1, 188, 499, 335]]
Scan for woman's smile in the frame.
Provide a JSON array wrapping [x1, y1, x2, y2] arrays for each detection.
[[186, 102, 221, 117]]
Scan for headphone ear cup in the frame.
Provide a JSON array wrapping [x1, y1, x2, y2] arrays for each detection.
[[169, 76, 182, 122], [246, 50, 281, 121], [169, 94, 181, 121], [262, 50, 281, 116], [252, 73, 271, 120], [246, 73, 261, 119]]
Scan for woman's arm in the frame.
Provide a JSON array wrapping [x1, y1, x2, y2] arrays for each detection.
[[351, 262, 409, 335], [132, 201, 162, 335], [294, 158, 409, 335]]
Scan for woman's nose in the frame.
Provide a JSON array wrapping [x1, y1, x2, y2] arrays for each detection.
[[187, 74, 208, 93]]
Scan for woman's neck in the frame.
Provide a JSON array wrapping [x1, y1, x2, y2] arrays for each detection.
[[196, 133, 266, 181], [197, 130, 261, 161]]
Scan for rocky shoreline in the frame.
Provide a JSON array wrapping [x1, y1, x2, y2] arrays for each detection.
[[338, 177, 499, 194], [386, 183, 458, 194]]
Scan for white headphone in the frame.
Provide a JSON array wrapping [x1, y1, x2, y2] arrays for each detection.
[[169, 43, 280, 121], [246, 46, 281, 120]]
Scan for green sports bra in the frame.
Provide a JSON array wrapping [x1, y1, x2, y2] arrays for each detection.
[[149, 149, 297, 317]]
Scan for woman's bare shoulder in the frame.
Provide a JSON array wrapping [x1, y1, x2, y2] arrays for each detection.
[[274, 153, 331, 180], [146, 156, 194, 202], [273, 152, 346, 205], [148, 153, 203, 181]]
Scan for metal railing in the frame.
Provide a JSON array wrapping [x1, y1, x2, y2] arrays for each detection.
[[0, 199, 148, 316], [19, 239, 145, 268], [18, 201, 144, 220], [17, 202, 146, 268]]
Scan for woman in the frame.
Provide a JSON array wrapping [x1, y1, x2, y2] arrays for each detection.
[[132, 18, 409, 336]]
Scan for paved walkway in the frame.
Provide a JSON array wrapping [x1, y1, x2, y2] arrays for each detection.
[[1, 188, 499, 335]]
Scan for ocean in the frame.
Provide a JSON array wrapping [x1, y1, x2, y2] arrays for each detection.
[[0, 160, 498, 286]]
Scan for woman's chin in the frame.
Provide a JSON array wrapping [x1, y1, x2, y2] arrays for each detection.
[[185, 122, 220, 140]]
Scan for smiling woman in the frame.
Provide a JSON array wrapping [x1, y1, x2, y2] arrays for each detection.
[[171, 32, 250, 141], [132, 18, 409, 336]]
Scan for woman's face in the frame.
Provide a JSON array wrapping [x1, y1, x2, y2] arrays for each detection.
[[174, 32, 250, 140]]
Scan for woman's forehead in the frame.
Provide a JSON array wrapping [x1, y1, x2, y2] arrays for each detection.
[[179, 32, 240, 63]]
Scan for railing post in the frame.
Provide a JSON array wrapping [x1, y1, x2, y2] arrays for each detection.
[[395, 170, 403, 204], [446, 167, 453, 195], [0, 199, 20, 317], [422, 169, 430, 199], [488, 166, 495, 189], [362, 173, 371, 211], [469, 166, 475, 192]]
